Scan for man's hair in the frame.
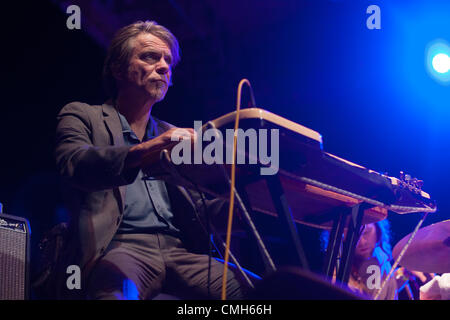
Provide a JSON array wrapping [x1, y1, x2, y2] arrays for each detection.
[[103, 20, 181, 99], [319, 219, 393, 259], [374, 219, 392, 259]]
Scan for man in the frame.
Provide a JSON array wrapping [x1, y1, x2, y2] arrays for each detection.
[[321, 220, 398, 299], [54, 21, 246, 300], [346, 221, 398, 300]]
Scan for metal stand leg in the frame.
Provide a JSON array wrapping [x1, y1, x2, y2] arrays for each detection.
[[265, 174, 310, 271], [235, 182, 277, 275], [336, 203, 369, 284], [323, 210, 346, 278], [203, 121, 277, 275]]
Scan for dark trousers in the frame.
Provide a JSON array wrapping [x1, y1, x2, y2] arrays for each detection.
[[86, 233, 247, 300]]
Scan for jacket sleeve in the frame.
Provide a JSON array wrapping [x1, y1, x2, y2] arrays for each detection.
[[54, 102, 139, 192]]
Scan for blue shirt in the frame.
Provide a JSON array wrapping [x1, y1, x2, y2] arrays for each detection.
[[116, 112, 179, 235]]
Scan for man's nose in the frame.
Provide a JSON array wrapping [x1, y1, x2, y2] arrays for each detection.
[[156, 57, 170, 75], [358, 238, 367, 246]]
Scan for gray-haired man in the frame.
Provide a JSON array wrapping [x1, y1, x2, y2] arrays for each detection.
[[54, 21, 249, 300]]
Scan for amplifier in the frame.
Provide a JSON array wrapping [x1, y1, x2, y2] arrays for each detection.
[[0, 213, 31, 300]]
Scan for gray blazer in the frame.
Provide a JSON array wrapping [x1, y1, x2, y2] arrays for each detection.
[[54, 101, 227, 296]]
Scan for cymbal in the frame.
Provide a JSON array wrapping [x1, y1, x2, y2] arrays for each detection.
[[393, 220, 450, 274]]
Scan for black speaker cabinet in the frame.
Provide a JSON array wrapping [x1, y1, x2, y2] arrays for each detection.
[[0, 213, 31, 300]]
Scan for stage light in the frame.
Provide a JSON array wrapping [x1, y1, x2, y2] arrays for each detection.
[[432, 53, 450, 74], [426, 40, 450, 84]]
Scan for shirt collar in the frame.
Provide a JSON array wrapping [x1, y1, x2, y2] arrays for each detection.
[[117, 112, 157, 142]]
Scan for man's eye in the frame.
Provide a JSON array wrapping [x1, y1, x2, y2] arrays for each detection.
[[142, 53, 159, 61]]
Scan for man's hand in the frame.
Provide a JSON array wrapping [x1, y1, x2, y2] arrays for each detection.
[[125, 128, 197, 168]]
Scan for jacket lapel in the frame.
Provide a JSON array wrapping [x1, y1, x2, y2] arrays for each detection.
[[102, 102, 127, 210], [102, 102, 124, 146]]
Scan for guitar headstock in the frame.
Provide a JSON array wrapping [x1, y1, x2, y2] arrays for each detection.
[[379, 171, 431, 200], [374, 170, 437, 213], [398, 171, 425, 194]]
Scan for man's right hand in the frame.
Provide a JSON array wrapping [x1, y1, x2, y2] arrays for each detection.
[[125, 128, 197, 169]]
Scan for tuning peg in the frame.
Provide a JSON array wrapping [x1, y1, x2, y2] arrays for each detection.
[[415, 179, 424, 190]]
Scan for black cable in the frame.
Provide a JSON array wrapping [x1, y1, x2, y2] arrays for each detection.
[[180, 182, 256, 288], [153, 149, 257, 292], [196, 186, 213, 298]]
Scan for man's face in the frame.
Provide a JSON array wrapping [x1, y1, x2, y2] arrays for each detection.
[[122, 33, 173, 102], [355, 223, 378, 260]]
